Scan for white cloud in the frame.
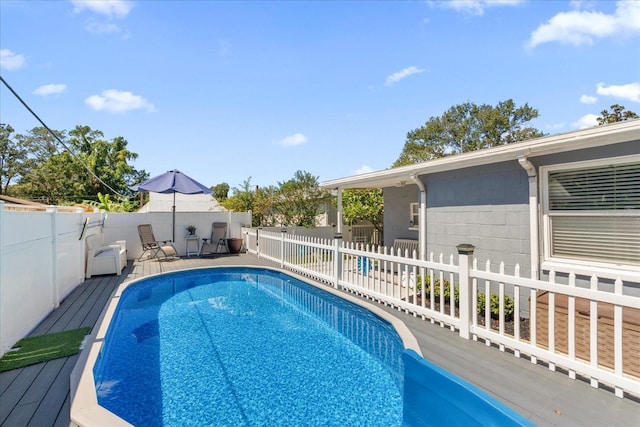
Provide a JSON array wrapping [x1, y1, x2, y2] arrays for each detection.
[[385, 66, 425, 86], [527, 1, 640, 48], [354, 165, 373, 175], [33, 84, 67, 96], [85, 89, 156, 113], [85, 20, 124, 35], [0, 49, 26, 70], [429, 0, 524, 16], [596, 82, 640, 102], [572, 113, 599, 129], [580, 94, 598, 104], [277, 133, 308, 147], [70, 0, 133, 19]]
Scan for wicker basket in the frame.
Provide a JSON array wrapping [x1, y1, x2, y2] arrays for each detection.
[[535, 291, 640, 379]]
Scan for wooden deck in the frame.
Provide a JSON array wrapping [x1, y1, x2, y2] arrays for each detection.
[[1, 254, 638, 427]]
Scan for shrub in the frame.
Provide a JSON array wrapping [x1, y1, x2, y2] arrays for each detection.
[[416, 275, 459, 305], [477, 292, 514, 320], [417, 275, 515, 321]]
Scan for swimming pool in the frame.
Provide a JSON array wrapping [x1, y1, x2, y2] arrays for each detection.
[[83, 267, 418, 426], [71, 266, 533, 427]]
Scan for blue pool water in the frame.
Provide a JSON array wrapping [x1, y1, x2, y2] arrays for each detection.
[[94, 267, 405, 426]]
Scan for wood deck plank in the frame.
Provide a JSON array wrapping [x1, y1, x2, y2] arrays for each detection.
[[0, 363, 46, 425], [2, 358, 68, 427], [26, 356, 78, 427]]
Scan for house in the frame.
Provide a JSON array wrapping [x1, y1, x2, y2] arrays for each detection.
[[137, 192, 226, 213], [0, 194, 47, 210], [321, 120, 639, 290]]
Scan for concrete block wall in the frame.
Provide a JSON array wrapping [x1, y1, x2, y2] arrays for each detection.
[[384, 160, 532, 278]]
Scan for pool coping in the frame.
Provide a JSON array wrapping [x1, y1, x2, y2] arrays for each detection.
[[69, 265, 422, 427]]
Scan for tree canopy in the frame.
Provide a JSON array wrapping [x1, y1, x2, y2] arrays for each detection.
[[0, 124, 29, 194], [340, 188, 384, 240], [222, 171, 330, 228], [210, 182, 230, 202], [0, 123, 148, 208], [393, 99, 545, 167], [597, 104, 638, 125]]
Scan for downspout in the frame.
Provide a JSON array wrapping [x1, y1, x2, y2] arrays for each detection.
[[336, 188, 343, 235], [409, 174, 426, 261], [518, 156, 539, 280]]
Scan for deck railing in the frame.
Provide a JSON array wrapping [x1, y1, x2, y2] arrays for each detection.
[[243, 228, 640, 399]]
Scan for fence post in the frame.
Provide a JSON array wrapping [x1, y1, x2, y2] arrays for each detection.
[[457, 243, 475, 340], [256, 227, 262, 258], [333, 234, 342, 289], [47, 206, 60, 308], [280, 229, 287, 268]]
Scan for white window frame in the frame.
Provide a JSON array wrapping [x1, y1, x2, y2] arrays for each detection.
[[409, 202, 419, 230], [540, 155, 640, 273]]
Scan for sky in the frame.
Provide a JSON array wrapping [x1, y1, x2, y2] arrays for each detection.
[[1, 0, 639, 192]]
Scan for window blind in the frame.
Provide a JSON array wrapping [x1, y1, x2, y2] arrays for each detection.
[[548, 162, 640, 211], [550, 216, 640, 266]]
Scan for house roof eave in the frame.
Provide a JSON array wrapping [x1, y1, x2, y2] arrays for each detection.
[[320, 119, 640, 190]]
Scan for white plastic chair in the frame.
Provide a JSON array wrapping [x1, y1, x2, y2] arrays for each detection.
[[86, 233, 127, 278]]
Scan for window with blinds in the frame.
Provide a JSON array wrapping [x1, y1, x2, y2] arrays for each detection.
[[546, 160, 640, 267]]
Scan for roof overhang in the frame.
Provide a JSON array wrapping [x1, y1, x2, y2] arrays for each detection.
[[320, 119, 640, 190]]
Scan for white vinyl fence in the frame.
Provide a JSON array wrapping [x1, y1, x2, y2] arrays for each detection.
[[0, 202, 250, 356], [243, 228, 640, 399]]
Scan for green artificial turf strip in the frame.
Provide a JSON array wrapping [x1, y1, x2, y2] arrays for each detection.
[[0, 326, 90, 372]]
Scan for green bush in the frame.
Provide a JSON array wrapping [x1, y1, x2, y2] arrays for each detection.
[[417, 275, 515, 320], [416, 275, 459, 305], [477, 292, 514, 320]]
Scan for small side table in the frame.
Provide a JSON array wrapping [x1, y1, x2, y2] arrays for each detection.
[[185, 235, 199, 257]]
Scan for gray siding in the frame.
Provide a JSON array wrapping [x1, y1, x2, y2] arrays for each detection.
[[530, 140, 639, 168], [384, 160, 532, 278], [384, 184, 420, 243]]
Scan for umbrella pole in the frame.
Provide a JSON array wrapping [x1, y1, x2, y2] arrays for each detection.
[[172, 192, 176, 242]]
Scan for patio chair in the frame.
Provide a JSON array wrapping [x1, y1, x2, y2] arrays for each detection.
[[137, 224, 178, 261], [201, 222, 228, 256], [86, 233, 127, 278]]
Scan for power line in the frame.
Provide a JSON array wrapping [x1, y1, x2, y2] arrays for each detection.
[[1, 74, 131, 200]]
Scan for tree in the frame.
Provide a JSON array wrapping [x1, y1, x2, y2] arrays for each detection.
[[211, 182, 230, 202], [222, 177, 256, 213], [597, 104, 639, 125], [0, 124, 30, 194], [273, 170, 329, 227], [222, 172, 330, 228], [341, 188, 384, 241], [252, 185, 279, 227], [9, 125, 148, 206], [394, 100, 545, 166]]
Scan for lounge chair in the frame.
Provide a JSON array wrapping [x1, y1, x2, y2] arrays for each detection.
[[201, 222, 228, 256], [137, 224, 178, 261], [86, 233, 127, 278]]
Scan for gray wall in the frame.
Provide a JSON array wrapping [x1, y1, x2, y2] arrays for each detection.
[[384, 160, 532, 278]]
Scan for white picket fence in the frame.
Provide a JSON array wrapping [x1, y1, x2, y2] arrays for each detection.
[[243, 228, 640, 399]]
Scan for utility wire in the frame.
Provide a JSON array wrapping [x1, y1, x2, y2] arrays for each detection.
[[1, 74, 131, 200]]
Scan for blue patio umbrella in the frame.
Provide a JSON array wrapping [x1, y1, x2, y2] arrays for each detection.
[[130, 170, 212, 241]]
